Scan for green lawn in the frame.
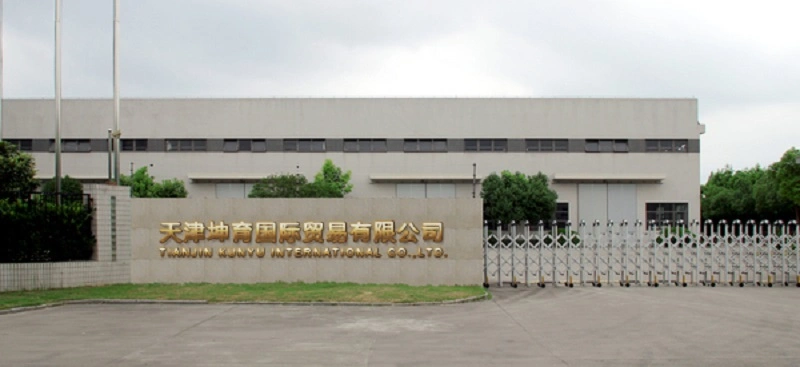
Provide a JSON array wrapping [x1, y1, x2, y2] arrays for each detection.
[[0, 283, 487, 310]]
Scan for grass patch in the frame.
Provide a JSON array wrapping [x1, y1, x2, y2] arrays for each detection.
[[0, 283, 486, 310]]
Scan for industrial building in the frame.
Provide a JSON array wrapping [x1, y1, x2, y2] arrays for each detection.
[[1, 98, 704, 224]]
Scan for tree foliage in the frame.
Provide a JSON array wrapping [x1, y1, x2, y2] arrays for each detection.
[[772, 148, 800, 221], [481, 171, 558, 224], [155, 178, 189, 198], [42, 175, 84, 195], [311, 159, 353, 198], [0, 199, 94, 262], [0, 141, 38, 193], [249, 174, 310, 198], [702, 147, 797, 222], [249, 160, 353, 198], [120, 167, 188, 198]]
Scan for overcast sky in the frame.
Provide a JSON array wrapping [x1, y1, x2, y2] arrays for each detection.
[[2, 0, 799, 182]]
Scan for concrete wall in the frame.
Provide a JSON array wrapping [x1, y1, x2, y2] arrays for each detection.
[[0, 185, 131, 291], [131, 198, 483, 285], [3, 98, 702, 138]]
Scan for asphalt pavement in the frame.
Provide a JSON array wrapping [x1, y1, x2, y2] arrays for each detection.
[[2, 286, 800, 366]]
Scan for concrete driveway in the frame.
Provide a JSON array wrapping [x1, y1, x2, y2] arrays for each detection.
[[2, 286, 800, 366]]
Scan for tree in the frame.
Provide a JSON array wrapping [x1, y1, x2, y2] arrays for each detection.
[[753, 168, 794, 221], [772, 147, 800, 222], [701, 166, 763, 222], [120, 167, 188, 198], [702, 149, 798, 222], [154, 178, 188, 198], [311, 159, 353, 198], [120, 167, 158, 197], [0, 141, 38, 193], [249, 160, 353, 198], [481, 171, 557, 224], [249, 174, 310, 198], [42, 175, 84, 195]]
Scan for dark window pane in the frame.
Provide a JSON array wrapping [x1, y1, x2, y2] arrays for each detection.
[[540, 139, 553, 151], [478, 139, 493, 151], [78, 140, 91, 152], [646, 140, 659, 152], [298, 140, 311, 151], [433, 140, 447, 152], [284, 140, 297, 151], [465, 139, 478, 151], [526, 140, 539, 151], [180, 140, 192, 151], [344, 140, 358, 152], [223, 140, 238, 152], [372, 140, 387, 152], [404, 140, 417, 152], [239, 140, 251, 151], [585, 140, 599, 152], [418, 140, 432, 152], [251, 140, 267, 152], [598, 140, 613, 152], [166, 140, 178, 151], [63, 141, 78, 152], [193, 140, 206, 151], [123, 140, 134, 151], [554, 140, 568, 151], [613, 140, 628, 152], [358, 140, 371, 152], [494, 139, 507, 151], [675, 140, 688, 152]]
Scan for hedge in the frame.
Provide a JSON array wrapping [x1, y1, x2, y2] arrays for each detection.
[[0, 198, 95, 263]]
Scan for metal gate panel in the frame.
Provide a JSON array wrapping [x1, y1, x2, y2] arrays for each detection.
[[483, 220, 800, 289]]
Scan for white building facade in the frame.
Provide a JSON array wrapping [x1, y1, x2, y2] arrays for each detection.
[[1, 98, 704, 224]]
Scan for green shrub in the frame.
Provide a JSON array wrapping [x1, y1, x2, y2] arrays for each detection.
[[42, 175, 84, 195], [0, 199, 95, 263]]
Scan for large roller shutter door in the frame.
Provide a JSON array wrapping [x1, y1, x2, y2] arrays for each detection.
[[607, 184, 637, 223], [578, 184, 608, 224], [578, 184, 638, 224]]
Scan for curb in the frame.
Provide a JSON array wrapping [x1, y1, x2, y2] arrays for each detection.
[[0, 291, 490, 315]]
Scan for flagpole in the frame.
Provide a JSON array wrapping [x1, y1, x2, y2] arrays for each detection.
[[55, 0, 62, 196], [113, 0, 120, 184], [0, 0, 4, 142]]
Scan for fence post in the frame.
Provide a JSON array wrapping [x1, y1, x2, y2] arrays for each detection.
[[483, 220, 489, 288], [496, 220, 503, 287], [524, 220, 530, 287]]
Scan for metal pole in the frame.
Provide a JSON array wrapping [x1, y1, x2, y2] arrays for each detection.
[[55, 0, 62, 197], [0, 0, 4, 142], [107, 129, 112, 181], [472, 163, 476, 198], [113, 0, 120, 185]]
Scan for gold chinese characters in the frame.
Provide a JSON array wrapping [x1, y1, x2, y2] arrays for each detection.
[[159, 221, 444, 245]]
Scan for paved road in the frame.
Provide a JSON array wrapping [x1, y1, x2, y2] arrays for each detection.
[[2, 287, 800, 366]]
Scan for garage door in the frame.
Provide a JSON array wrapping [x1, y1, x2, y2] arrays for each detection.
[[578, 184, 637, 224]]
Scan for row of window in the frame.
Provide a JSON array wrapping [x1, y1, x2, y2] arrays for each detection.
[[3, 138, 692, 153]]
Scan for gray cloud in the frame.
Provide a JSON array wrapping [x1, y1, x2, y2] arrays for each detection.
[[3, 0, 799, 180]]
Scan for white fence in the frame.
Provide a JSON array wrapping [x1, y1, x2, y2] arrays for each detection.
[[483, 220, 800, 288]]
